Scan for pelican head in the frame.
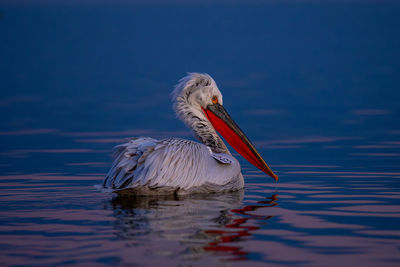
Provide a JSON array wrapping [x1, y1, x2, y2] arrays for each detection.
[[172, 73, 278, 181]]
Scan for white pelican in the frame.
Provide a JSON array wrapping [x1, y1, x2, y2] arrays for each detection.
[[103, 73, 278, 195]]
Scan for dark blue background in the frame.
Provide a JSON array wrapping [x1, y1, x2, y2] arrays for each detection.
[[1, 2, 399, 132]]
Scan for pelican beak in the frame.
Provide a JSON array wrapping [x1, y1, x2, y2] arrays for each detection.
[[202, 103, 278, 181]]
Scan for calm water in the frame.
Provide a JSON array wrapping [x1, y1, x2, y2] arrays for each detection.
[[1, 1, 400, 266]]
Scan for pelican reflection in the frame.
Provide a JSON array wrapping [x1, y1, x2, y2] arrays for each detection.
[[105, 191, 278, 262]]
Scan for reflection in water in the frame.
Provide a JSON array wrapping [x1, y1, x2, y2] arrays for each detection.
[[203, 195, 278, 261], [106, 191, 278, 262]]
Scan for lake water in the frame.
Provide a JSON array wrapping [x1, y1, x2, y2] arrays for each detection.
[[1, 1, 400, 266]]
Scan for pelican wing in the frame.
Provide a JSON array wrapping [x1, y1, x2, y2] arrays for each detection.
[[103, 138, 242, 194], [103, 137, 158, 189]]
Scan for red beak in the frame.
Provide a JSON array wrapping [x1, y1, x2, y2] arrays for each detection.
[[202, 104, 278, 181]]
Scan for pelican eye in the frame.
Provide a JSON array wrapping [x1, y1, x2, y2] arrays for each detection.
[[211, 96, 218, 104]]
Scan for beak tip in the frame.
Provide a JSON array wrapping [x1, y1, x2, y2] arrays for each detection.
[[263, 167, 278, 182]]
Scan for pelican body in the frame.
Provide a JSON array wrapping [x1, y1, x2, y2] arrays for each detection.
[[103, 73, 278, 195]]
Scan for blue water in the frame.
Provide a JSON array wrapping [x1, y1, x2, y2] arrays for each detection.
[[1, 1, 400, 266]]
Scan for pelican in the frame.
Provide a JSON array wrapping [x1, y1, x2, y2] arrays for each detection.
[[103, 73, 278, 195]]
